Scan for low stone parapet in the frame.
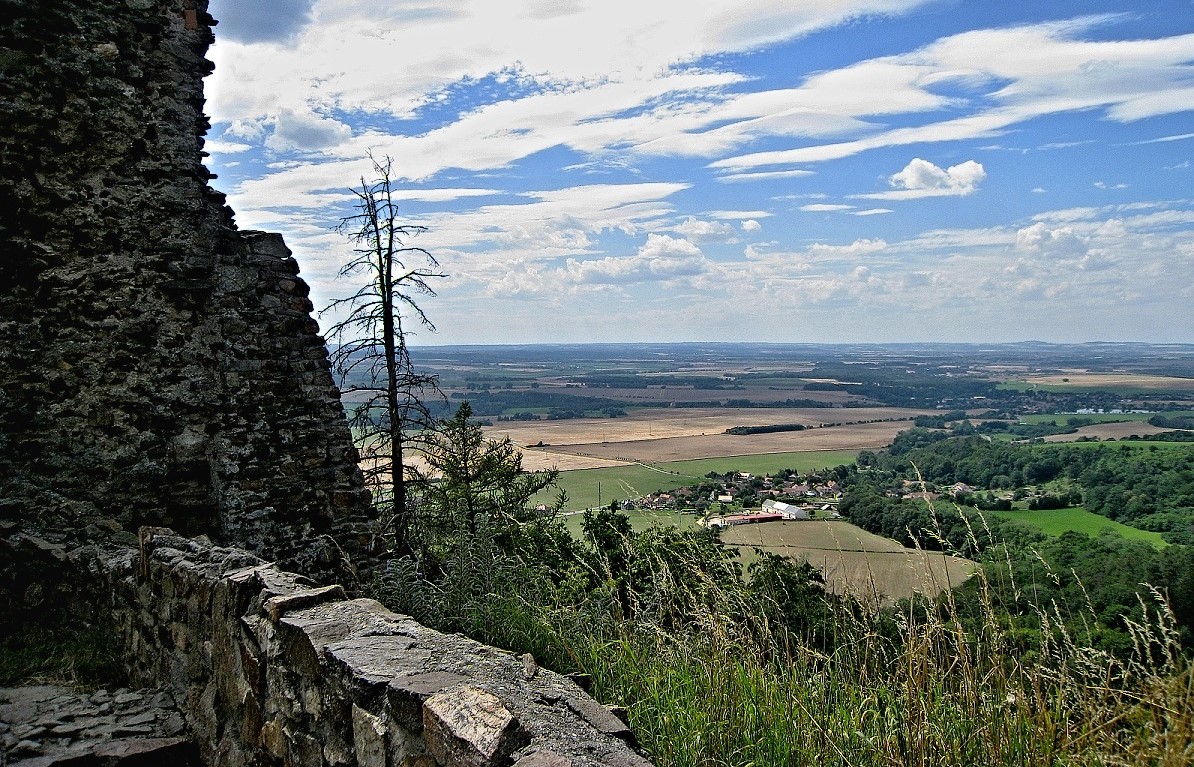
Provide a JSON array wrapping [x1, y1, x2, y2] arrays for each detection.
[[76, 528, 650, 767]]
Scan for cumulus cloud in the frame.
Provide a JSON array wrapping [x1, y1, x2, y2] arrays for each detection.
[[223, 119, 266, 141], [858, 158, 985, 200], [808, 238, 888, 256], [673, 217, 739, 243], [1015, 222, 1088, 258], [741, 219, 762, 232], [265, 109, 353, 151], [561, 234, 709, 286]]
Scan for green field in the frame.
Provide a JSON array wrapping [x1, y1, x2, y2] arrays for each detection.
[[559, 507, 704, 537], [537, 450, 859, 512], [990, 507, 1167, 547]]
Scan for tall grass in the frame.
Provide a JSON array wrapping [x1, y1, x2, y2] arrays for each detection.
[[373, 513, 1193, 767]]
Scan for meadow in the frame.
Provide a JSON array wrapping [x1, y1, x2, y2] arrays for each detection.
[[990, 506, 1168, 546]]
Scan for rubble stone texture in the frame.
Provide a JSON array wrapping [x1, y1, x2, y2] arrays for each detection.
[[0, 684, 201, 765], [0, 1, 655, 764], [0, 0, 373, 587], [81, 528, 649, 767]]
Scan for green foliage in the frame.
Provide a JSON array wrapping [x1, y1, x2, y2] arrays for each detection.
[[0, 625, 125, 689], [872, 432, 1194, 544], [369, 412, 1194, 767], [724, 423, 805, 435]]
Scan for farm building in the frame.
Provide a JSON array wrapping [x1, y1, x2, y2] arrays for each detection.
[[707, 512, 784, 529], [762, 499, 809, 520]]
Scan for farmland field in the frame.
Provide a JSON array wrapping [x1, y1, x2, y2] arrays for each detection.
[[488, 406, 927, 447], [719, 520, 977, 605], [540, 449, 860, 512], [989, 507, 1167, 546], [1040, 422, 1176, 441], [1019, 412, 1152, 424], [490, 407, 924, 468], [1021, 373, 1194, 390]]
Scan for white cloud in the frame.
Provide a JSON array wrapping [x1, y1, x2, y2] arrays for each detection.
[[857, 158, 985, 200], [390, 188, 507, 202], [715, 169, 815, 183], [808, 238, 888, 256], [708, 210, 772, 220], [265, 109, 353, 151], [800, 203, 855, 212], [1033, 207, 1100, 223], [741, 219, 762, 232], [852, 208, 893, 216], [204, 139, 253, 154], [562, 234, 710, 286], [1130, 132, 1194, 145], [1015, 222, 1088, 258], [223, 119, 266, 141], [672, 217, 739, 243], [711, 20, 1194, 170]]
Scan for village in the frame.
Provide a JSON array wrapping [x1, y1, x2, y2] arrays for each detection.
[[622, 469, 845, 529]]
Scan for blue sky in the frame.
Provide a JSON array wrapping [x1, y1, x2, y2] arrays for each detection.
[[203, 0, 1194, 345]]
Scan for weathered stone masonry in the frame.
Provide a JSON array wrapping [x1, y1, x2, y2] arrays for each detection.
[[81, 529, 649, 767], [0, 0, 373, 580], [1, 3, 655, 764]]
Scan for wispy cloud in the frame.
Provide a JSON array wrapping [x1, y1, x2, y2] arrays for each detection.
[[711, 20, 1194, 171], [1129, 132, 1194, 145]]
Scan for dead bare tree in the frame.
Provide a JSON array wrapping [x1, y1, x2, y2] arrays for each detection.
[[322, 154, 445, 555]]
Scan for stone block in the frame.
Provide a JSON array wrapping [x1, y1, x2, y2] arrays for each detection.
[[352, 704, 387, 767], [423, 686, 528, 767], [386, 672, 472, 730], [515, 751, 574, 767], [264, 584, 346, 622], [563, 695, 635, 743]]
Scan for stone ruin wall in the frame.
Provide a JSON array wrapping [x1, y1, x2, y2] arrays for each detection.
[[0, 0, 374, 583], [0, 2, 656, 764], [63, 528, 647, 767]]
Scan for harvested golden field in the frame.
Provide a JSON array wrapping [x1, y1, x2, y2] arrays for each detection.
[[720, 520, 976, 605], [517, 450, 628, 472], [488, 407, 927, 447], [544, 420, 920, 463], [1042, 421, 1177, 442], [1023, 372, 1194, 390], [566, 386, 859, 405]]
